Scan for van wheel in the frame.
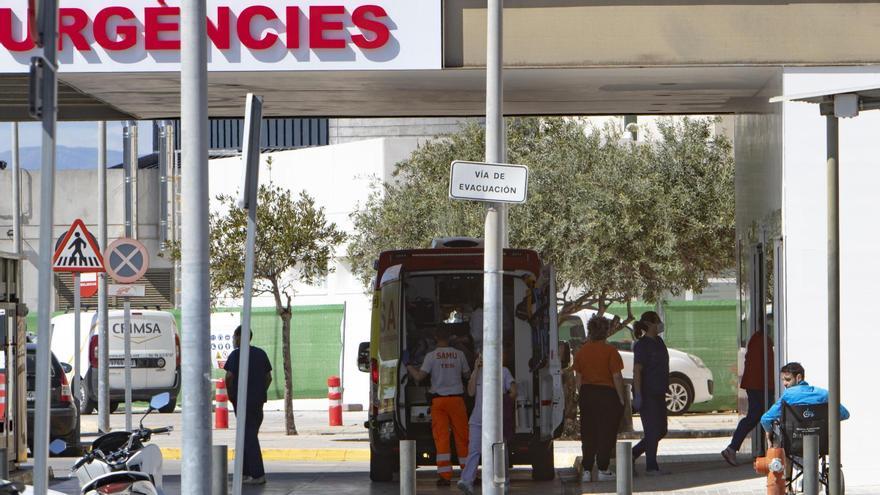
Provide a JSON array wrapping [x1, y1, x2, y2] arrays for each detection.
[[370, 445, 395, 482], [531, 440, 555, 480], [159, 398, 177, 413], [109, 401, 120, 414], [80, 383, 96, 415]]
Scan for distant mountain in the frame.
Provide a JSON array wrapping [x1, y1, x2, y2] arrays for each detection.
[[0, 146, 124, 170]]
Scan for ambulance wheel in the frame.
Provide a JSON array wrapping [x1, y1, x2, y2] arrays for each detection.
[[109, 401, 120, 414], [159, 398, 177, 413], [531, 440, 556, 480], [80, 383, 97, 415], [370, 445, 395, 482]]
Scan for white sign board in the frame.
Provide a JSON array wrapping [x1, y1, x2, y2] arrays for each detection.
[[108, 284, 146, 297], [449, 160, 529, 204], [210, 312, 241, 369], [0, 0, 441, 73]]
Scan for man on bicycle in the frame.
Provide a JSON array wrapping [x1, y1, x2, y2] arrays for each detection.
[[760, 361, 850, 441]]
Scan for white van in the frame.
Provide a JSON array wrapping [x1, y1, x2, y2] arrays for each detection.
[[51, 310, 180, 414]]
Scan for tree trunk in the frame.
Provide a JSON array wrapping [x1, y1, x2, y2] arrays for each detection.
[[280, 309, 297, 435]]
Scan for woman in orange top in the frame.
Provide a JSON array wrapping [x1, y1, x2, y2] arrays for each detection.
[[572, 314, 627, 483]]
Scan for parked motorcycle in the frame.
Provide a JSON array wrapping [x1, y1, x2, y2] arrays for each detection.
[[71, 393, 174, 495]]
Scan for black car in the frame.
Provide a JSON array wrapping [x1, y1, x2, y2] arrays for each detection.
[[26, 343, 78, 453]]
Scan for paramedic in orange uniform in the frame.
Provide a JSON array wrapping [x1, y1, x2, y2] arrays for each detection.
[[407, 324, 471, 486]]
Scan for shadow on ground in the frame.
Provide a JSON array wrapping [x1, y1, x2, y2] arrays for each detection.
[[561, 456, 763, 494]]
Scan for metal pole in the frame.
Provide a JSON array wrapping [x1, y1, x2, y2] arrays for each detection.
[[400, 439, 416, 495], [212, 445, 229, 495], [123, 123, 132, 238], [339, 301, 347, 399], [803, 434, 819, 495], [34, 0, 59, 490], [181, 0, 212, 490], [11, 123, 21, 258], [158, 122, 169, 245], [825, 114, 841, 495], [98, 121, 110, 433], [130, 122, 138, 240], [616, 441, 633, 495], [232, 92, 262, 495], [232, 202, 257, 495], [123, 297, 132, 432], [73, 273, 82, 447], [481, 0, 504, 493]]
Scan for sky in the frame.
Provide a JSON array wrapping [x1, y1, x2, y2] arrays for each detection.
[[0, 121, 155, 168]]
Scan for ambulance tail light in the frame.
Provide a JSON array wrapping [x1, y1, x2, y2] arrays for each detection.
[[370, 359, 379, 384]]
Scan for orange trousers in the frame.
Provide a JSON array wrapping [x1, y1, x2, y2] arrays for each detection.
[[431, 396, 469, 480]]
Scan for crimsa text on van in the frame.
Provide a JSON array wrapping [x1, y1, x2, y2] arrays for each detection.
[[111, 322, 163, 335]]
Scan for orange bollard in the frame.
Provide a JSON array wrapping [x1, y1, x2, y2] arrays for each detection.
[[215, 379, 229, 429], [328, 376, 342, 426], [754, 446, 787, 495]]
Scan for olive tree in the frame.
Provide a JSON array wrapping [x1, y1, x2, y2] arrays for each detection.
[[348, 117, 734, 321], [210, 183, 346, 435]]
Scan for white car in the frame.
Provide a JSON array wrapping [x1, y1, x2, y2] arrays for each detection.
[[561, 310, 714, 415]]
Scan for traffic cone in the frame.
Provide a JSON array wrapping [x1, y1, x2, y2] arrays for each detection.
[[215, 379, 229, 429]]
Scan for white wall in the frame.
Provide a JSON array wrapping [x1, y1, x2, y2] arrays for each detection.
[[207, 137, 417, 407], [734, 70, 783, 236], [0, 168, 171, 309], [781, 66, 880, 486]]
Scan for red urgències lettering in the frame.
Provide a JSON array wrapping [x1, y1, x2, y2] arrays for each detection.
[[0, 4, 390, 52]]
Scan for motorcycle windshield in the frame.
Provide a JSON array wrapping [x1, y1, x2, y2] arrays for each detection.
[[91, 430, 142, 453]]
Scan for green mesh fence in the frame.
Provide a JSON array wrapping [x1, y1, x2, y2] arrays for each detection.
[[172, 305, 345, 400], [604, 300, 738, 412], [30, 305, 344, 401]]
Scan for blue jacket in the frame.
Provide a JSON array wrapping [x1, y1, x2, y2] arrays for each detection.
[[760, 381, 850, 432]]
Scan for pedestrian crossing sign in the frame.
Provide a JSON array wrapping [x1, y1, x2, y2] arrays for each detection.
[[52, 219, 105, 273]]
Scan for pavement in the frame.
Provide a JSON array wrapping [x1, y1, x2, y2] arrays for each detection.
[[40, 404, 879, 494]]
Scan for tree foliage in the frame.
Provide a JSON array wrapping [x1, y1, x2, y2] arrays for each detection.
[[211, 182, 346, 434], [348, 117, 734, 319]]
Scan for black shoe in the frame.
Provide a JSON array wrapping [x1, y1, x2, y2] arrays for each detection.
[[437, 478, 451, 487]]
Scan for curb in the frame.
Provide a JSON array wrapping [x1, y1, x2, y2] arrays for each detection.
[[619, 428, 735, 440], [159, 448, 369, 462]]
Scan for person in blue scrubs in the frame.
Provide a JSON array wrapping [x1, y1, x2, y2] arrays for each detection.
[[631, 311, 670, 475]]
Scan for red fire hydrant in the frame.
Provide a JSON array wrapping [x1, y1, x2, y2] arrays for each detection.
[[754, 446, 786, 495]]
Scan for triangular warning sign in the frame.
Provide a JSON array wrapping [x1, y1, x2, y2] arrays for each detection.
[[52, 219, 105, 273]]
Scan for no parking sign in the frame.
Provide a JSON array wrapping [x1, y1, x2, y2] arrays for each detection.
[[104, 238, 149, 284]]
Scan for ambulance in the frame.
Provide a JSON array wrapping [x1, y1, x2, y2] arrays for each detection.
[[358, 238, 566, 481]]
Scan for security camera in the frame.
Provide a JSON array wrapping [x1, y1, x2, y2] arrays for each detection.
[[0, 160, 7, 170]]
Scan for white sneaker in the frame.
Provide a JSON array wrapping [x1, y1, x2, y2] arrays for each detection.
[[457, 480, 475, 495], [581, 470, 592, 483], [597, 470, 615, 481], [243, 475, 266, 485]]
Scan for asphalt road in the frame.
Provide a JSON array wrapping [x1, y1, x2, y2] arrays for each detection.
[[46, 459, 562, 495]]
